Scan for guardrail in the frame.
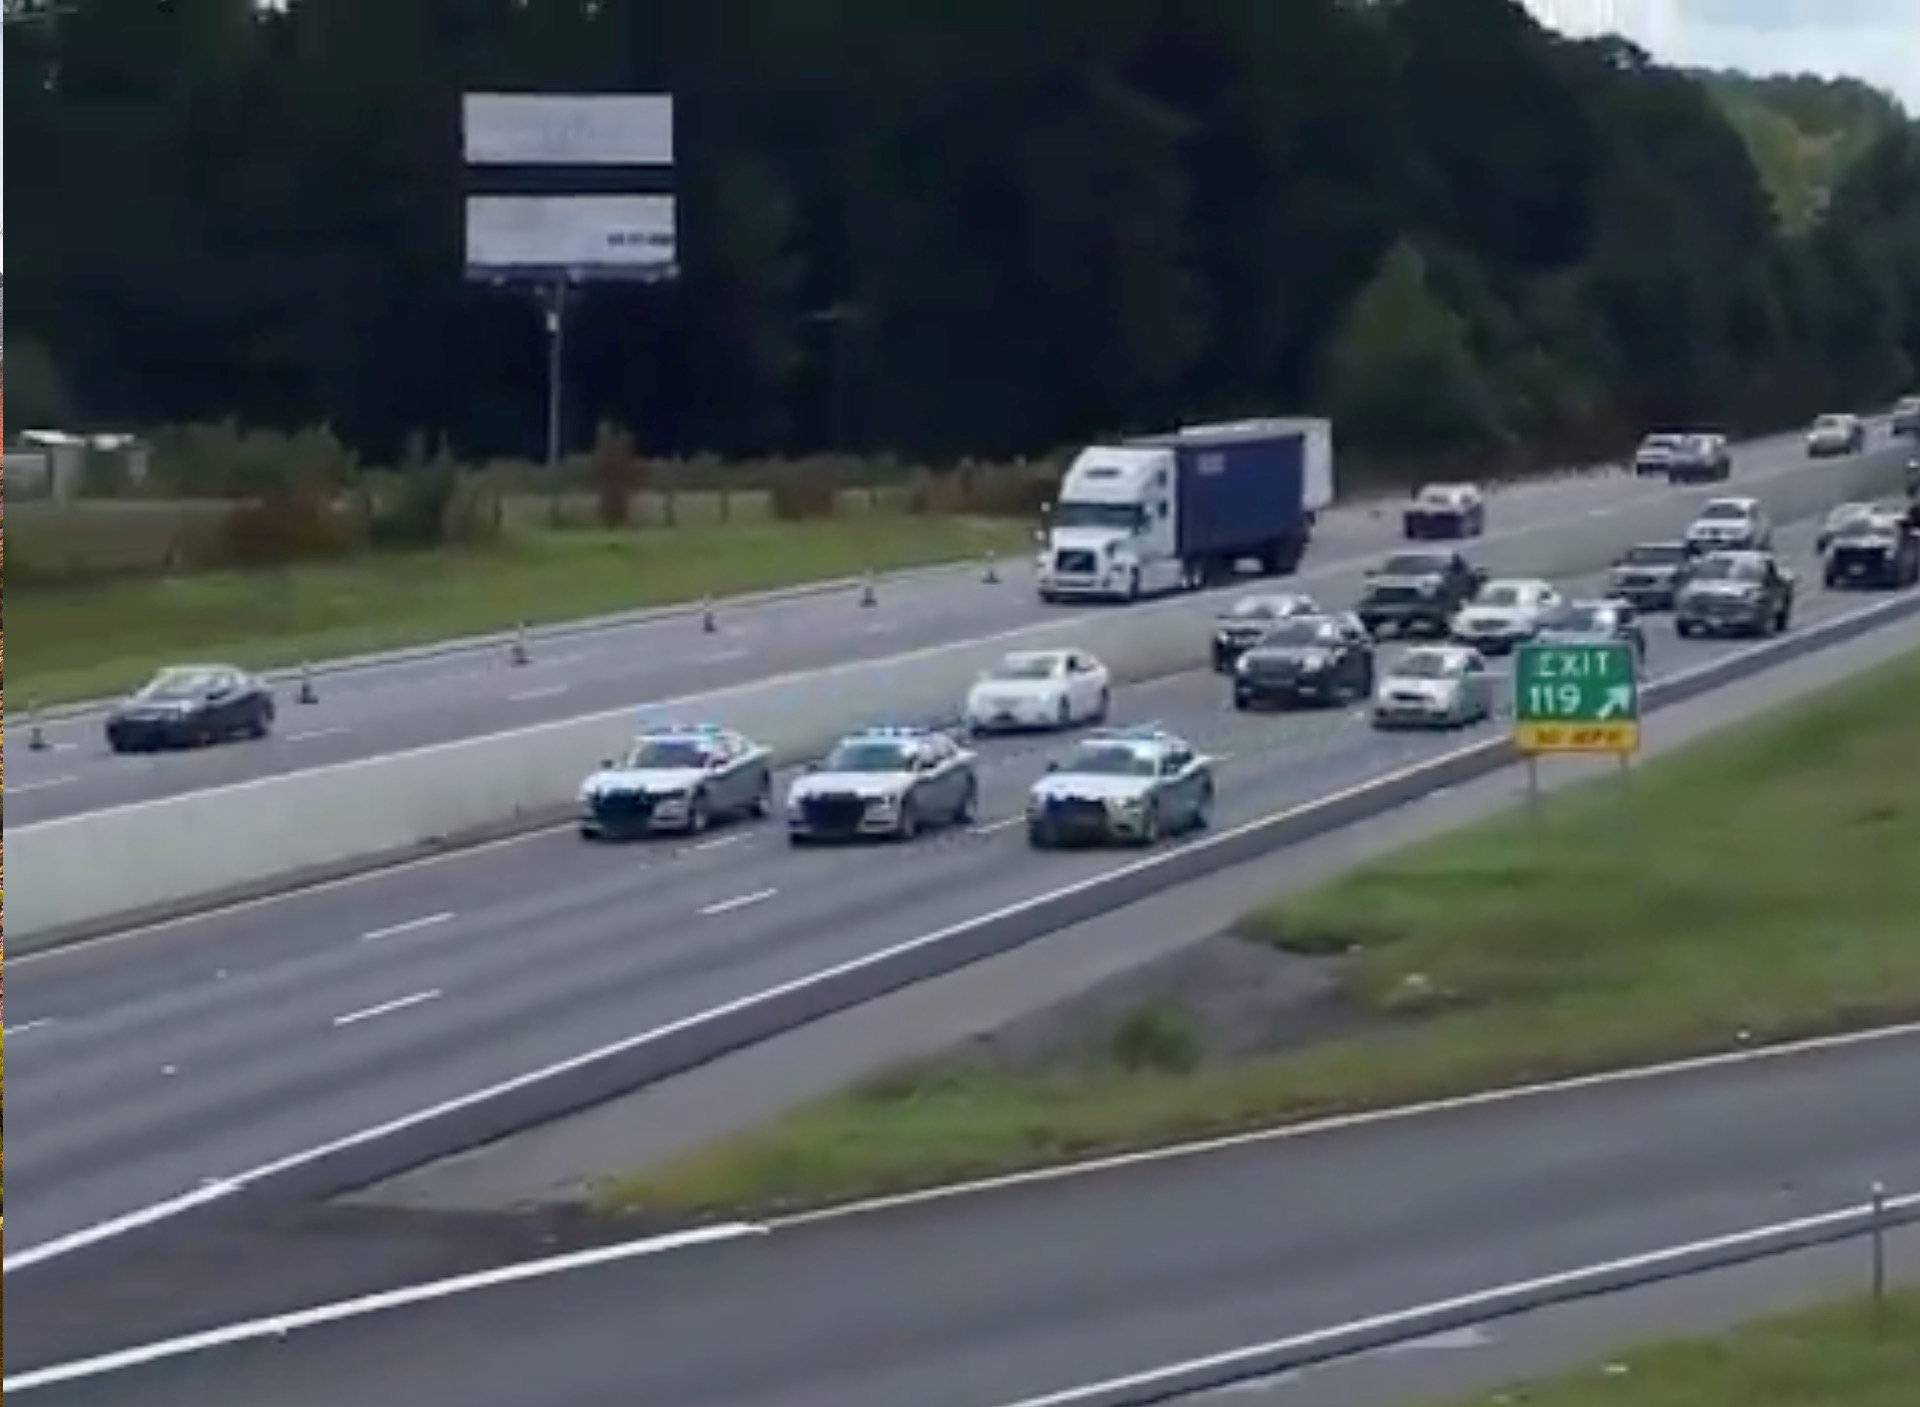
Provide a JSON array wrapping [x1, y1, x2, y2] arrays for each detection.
[[995, 1185, 1920, 1407], [9, 440, 1911, 945]]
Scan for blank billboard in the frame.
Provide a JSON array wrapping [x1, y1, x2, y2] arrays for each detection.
[[464, 194, 677, 279], [463, 94, 673, 166]]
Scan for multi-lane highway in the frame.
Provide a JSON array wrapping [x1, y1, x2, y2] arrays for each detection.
[[14, 1021, 1920, 1404], [8, 481, 1911, 1265], [5, 422, 1896, 825]]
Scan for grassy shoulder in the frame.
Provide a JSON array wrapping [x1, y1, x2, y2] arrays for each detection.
[[597, 644, 1920, 1219], [7, 513, 1029, 705], [1436, 1292, 1920, 1407]]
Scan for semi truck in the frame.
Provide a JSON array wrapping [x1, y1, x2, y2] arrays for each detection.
[[1035, 418, 1335, 603]]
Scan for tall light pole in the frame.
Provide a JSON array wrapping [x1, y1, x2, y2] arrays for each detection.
[[804, 302, 863, 454]]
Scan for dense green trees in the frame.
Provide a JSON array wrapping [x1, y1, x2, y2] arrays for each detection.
[[8, 0, 1917, 467]]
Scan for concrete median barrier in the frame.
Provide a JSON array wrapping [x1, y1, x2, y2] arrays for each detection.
[[8, 440, 1908, 946]]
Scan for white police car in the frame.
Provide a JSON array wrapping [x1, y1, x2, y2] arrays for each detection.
[[786, 726, 979, 843], [1026, 725, 1214, 848], [579, 724, 773, 839]]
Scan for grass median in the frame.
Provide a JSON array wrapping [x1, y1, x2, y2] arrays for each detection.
[[1433, 1291, 1920, 1407], [597, 642, 1920, 1219], [7, 514, 1030, 705]]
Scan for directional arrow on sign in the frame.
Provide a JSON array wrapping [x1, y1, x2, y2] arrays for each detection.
[[1595, 684, 1635, 720]]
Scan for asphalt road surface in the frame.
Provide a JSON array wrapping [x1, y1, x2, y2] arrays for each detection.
[[8, 493, 1909, 1274], [7, 422, 1902, 824], [14, 1024, 1919, 1405]]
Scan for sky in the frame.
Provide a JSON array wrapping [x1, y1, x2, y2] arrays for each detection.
[[1524, 0, 1920, 112]]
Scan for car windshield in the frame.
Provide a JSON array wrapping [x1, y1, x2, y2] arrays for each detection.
[[1642, 434, 1683, 449], [987, 655, 1060, 680], [1258, 619, 1335, 647], [1226, 597, 1288, 620], [1622, 545, 1687, 565], [1692, 557, 1765, 583], [1826, 504, 1872, 528], [1065, 744, 1157, 777], [623, 739, 714, 769], [822, 740, 914, 772], [1418, 486, 1461, 503], [1381, 553, 1449, 575], [1544, 606, 1607, 632], [1699, 502, 1748, 520], [1393, 651, 1461, 679], [1474, 584, 1527, 606], [137, 668, 227, 700], [1052, 501, 1141, 531], [1815, 416, 1847, 429]]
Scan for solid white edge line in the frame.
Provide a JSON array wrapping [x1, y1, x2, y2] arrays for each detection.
[[357, 911, 455, 943], [8, 775, 80, 794], [697, 887, 779, 917], [1, 1223, 769, 1394], [330, 988, 443, 1028], [765, 1018, 1920, 1232], [9, 591, 1918, 1275], [987, 1190, 1920, 1407]]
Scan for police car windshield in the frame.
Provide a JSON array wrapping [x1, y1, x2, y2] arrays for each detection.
[[1642, 434, 1684, 448], [1623, 544, 1687, 565], [1826, 504, 1872, 526], [1475, 584, 1525, 606], [1393, 652, 1460, 679], [624, 739, 712, 769], [1699, 502, 1749, 520], [1382, 553, 1449, 575], [988, 656, 1059, 680], [138, 668, 225, 700], [824, 740, 914, 772], [1066, 745, 1157, 777], [1692, 557, 1764, 583], [1258, 619, 1333, 647]]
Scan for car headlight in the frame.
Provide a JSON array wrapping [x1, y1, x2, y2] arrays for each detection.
[[1416, 580, 1439, 596], [1234, 655, 1252, 676], [865, 794, 900, 816], [1109, 795, 1147, 817], [1299, 654, 1326, 672]]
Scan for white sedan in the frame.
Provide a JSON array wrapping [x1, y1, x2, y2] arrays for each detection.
[[964, 649, 1111, 734], [1372, 645, 1495, 729]]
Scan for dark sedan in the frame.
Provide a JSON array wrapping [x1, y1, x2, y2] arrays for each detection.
[[106, 665, 276, 752], [1232, 616, 1375, 710]]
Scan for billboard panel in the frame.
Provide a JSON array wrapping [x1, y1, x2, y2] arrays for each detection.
[[464, 195, 676, 280], [463, 94, 673, 166]]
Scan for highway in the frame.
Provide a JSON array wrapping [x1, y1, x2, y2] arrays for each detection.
[[7, 484, 1910, 1273], [5, 422, 1899, 825], [13, 1022, 1920, 1405]]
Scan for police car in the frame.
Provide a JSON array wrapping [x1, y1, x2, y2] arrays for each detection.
[[1026, 725, 1214, 848], [786, 726, 979, 843], [578, 724, 773, 839]]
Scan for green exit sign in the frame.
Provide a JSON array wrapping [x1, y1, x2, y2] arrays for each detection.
[[1513, 642, 1639, 755]]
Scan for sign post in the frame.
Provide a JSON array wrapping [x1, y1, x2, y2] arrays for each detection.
[[1513, 640, 1641, 769]]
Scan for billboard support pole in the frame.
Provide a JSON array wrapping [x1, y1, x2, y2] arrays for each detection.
[[544, 278, 568, 469]]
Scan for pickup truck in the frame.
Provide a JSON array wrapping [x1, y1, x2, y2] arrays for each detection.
[[1356, 550, 1488, 638]]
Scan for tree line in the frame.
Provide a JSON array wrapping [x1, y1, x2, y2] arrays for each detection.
[[8, 0, 1919, 471]]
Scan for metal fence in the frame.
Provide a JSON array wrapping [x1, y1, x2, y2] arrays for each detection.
[[999, 1185, 1920, 1407]]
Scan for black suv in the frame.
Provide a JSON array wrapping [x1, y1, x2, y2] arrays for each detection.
[[1675, 551, 1795, 639], [1232, 615, 1376, 709], [1357, 551, 1487, 638]]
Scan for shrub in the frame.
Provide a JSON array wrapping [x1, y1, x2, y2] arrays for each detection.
[[589, 421, 648, 528], [768, 458, 839, 519], [1109, 1001, 1202, 1074], [151, 420, 358, 499], [220, 488, 358, 565]]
